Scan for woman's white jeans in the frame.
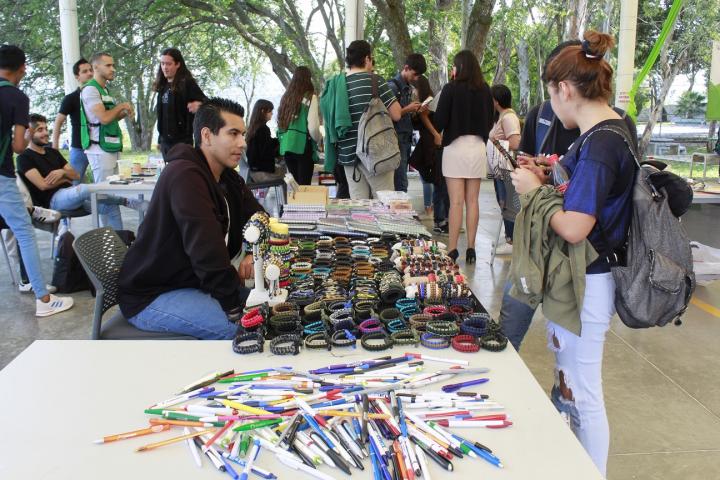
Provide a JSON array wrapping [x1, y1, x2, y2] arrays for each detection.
[[546, 272, 615, 477]]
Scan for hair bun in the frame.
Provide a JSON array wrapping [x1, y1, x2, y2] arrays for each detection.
[[582, 30, 615, 59]]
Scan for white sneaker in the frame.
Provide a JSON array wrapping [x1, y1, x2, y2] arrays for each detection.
[[36, 294, 74, 317], [125, 198, 150, 214], [494, 243, 513, 255], [19, 282, 57, 294], [31, 206, 61, 224]]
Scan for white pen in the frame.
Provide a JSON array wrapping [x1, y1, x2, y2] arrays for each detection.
[[256, 437, 301, 462], [222, 452, 278, 479], [230, 431, 243, 460], [183, 427, 203, 467], [240, 439, 261, 480], [296, 431, 333, 466], [415, 444, 433, 480], [405, 352, 469, 366], [334, 421, 364, 459], [407, 373, 456, 389], [187, 405, 234, 416], [277, 452, 339, 480]]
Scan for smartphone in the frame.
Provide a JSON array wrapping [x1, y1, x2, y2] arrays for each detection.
[[421, 96, 434, 107]]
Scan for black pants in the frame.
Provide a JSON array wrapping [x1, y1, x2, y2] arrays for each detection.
[[284, 139, 315, 185], [334, 164, 350, 199]]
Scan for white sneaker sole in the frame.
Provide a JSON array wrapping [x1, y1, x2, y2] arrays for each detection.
[[36, 300, 74, 317]]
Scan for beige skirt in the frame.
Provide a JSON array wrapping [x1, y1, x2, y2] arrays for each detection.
[[442, 135, 487, 179]]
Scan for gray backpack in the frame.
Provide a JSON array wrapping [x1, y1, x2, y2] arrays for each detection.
[[581, 124, 695, 328], [356, 74, 400, 176]]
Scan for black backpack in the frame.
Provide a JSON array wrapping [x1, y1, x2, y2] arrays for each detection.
[[52, 231, 92, 293]]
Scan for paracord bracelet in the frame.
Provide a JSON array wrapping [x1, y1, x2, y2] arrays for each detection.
[[269, 312, 301, 334], [241, 308, 265, 329], [358, 318, 384, 335], [480, 321, 509, 352], [305, 332, 331, 350], [409, 313, 432, 331], [423, 305, 448, 317], [452, 334, 480, 353], [390, 329, 420, 346], [426, 320, 459, 338], [330, 329, 357, 348], [270, 334, 302, 355], [233, 331, 264, 354], [461, 314, 489, 337], [360, 332, 394, 351], [379, 308, 402, 324], [303, 320, 326, 335], [329, 309, 356, 332], [272, 302, 298, 315], [420, 332, 450, 349]]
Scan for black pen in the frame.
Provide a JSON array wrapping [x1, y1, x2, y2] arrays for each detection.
[[409, 435, 453, 472], [474, 441, 493, 453], [361, 394, 369, 444], [193, 436, 226, 472], [309, 432, 352, 475], [290, 442, 317, 469], [329, 425, 364, 470]]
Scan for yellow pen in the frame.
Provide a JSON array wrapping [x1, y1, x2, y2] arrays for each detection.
[[219, 399, 273, 416]]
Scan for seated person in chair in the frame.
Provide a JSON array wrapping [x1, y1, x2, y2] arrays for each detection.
[[16, 114, 143, 220], [118, 97, 263, 339]]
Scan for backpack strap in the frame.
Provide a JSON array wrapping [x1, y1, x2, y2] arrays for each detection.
[[371, 74, 379, 99], [388, 77, 402, 102], [535, 101, 555, 154]]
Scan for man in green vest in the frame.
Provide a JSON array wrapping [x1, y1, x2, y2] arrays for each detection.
[[80, 52, 134, 229]]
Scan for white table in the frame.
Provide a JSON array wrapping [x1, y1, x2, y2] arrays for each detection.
[[692, 191, 720, 204], [0, 340, 602, 479], [87, 180, 157, 228]]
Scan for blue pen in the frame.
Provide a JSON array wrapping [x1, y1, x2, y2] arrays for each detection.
[[223, 453, 277, 479], [239, 439, 261, 480], [369, 445, 382, 480], [313, 398, 350, 409], [450, 432, 503, 467], [396, 395, 408, 437], [368, 435, 392, 480], [300, 412, 335, 449], [221, 455, 240, 479], [441, 377, 490, 393]]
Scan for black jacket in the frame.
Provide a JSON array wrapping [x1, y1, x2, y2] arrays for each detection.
[[156, 78, 206, 144], [118, 144, 250, 318], [433, 81, 495, 147], [219, 168, 265, 259], [246, 125, 279, 173]]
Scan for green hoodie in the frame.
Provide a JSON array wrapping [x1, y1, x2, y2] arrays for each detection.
[[319, 73, 351, 171], [509, 185, 598, 336]]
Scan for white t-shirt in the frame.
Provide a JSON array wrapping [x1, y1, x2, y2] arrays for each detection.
[[80, 85, 110, 154]]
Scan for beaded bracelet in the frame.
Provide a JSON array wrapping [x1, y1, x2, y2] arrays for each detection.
[[331, 329, 357, 348], [426, 320, 459, 338], [420, 332, 450, 349], [232, 331, 264, 354], [390, 329, 420, 346], [305, 332, 331, 350], [452, 334, 481, 353], [360, 332, 394, 351], [270, 334, 302, 355], [358, 318, 384, 335]]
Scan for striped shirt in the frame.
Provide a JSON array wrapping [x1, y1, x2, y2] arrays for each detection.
[[337, 72, 397, 166]]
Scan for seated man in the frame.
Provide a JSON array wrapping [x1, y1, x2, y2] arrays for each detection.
[[118, 98, 260, 339], [16, 114, 142, 221]]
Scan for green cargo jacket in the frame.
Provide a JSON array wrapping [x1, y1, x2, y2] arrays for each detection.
[[319, 73, 352, 171]]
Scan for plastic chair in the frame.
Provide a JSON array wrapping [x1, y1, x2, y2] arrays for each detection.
[[33, 207, 90, 258], [72, 227, 195, 340]]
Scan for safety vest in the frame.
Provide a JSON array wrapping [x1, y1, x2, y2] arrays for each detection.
[[80, 78, 123, 152], [278, 97, 312, 156]]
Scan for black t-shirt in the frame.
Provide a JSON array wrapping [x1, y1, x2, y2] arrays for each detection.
[[59, 89, 82, 149], [519, 102, 638, 156], [157, 78, 206, 144], [16, 148, 70, 208], [0, 78, 29, 178]]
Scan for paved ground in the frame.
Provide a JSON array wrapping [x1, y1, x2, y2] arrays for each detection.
[[1, 173, 719, 479]]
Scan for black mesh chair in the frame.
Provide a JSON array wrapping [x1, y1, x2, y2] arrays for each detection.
[[72, 227, 195, 340]]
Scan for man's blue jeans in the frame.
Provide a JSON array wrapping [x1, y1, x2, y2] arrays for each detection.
[[433, 177, 449, 224], [69, 147, 89, 184], [128, 288, 239, 339], [49, 184, 124, 229], [394, 134, 412, 192], [499, 280, 537, 351], [0, 175, 49, 298], [86, 150, 123, 230]]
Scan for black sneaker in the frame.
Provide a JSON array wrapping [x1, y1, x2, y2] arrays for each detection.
[[433, 222, 449, 234]]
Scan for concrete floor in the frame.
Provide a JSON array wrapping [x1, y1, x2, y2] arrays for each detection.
[[1, 175, 719, 479]]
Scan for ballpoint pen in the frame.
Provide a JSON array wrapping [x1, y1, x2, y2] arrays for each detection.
[[94, 424, 170, 444], [408, 435, 453, 471], [404, 352, 469, 366], [183, 427, 203, 467], [180, 369, 234, 393], [441, 378, 490, 393], [309, 431, 352, 475], [414, 444, 432, 480], [135, 428, 213, 452], [277, 452, 339, 480], [223, 453, 278, 479], [240, 439, 261, 480], [193, 436, 226, 472]]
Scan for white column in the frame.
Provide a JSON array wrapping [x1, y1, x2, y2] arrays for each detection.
[[59, 0, 81, 94], [344, 0, 365, 47], [614, 0, 638, 110]]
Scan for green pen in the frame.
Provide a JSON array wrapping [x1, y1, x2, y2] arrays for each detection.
[[218, 372, 270, 383], [144, 408, 168, 416], [239, 433, 250, 456], [232, 418, 282, 432], [164, 411, 204, 422]]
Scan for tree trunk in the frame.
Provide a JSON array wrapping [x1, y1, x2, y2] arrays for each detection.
[[493, 29, 511, 85], [639, 64, 680, 158], [517, 38, 531, 116], [464, 0, 496, 63], [564, 0, 590, 40], [370, 0, 414, 69], [428, 14, 449, 95]]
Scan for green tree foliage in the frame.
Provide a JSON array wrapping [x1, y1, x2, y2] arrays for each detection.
[[675, 90, 706, 119]]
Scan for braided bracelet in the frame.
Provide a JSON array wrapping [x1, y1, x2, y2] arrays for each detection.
[[241, 308, 265, 329], [360, 332, 394, 351], [269, 312, 301, 335], [423, 305, 448, 317], [233, 331, 264, 354], [480, 322, 509, 352], [409, 313, 432, 331], [426, 320, 459, 338], [358, 318, 384, 335], [452, 334, 480, 353], [420, 332, 450, 349], [272, 302, 298, 315], [305, 332, 331, 350], [331, 329, 357, 348], [390, 329, 420, 346], [461, 313, 490, 337], [270, 334, 302, 355], [303, 320, 326, 335]]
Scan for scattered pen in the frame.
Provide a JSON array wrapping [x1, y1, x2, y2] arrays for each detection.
[[441, 378, 490, 393], [94, 424, 170, 444], [183, 427, 203, 467]]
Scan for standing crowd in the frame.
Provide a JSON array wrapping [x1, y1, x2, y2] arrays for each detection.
[[1, 28, 638, 477]]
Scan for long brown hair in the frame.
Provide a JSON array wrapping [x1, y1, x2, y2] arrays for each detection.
[[245, 99, 274, 143], [152, 47, 196, 94], [543, 30, 615, 101], [277, 66, 315, 131]]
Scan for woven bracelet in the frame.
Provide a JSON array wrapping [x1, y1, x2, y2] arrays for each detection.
[[451, 334, 480, 353], [233, 331, 264, 354], [420, 332, 450, 349], [361, 331, 394, 351]]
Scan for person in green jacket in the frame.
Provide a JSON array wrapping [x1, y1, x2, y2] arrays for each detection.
[[277, 66, 322, 185], [510, 31, 636, 477]]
